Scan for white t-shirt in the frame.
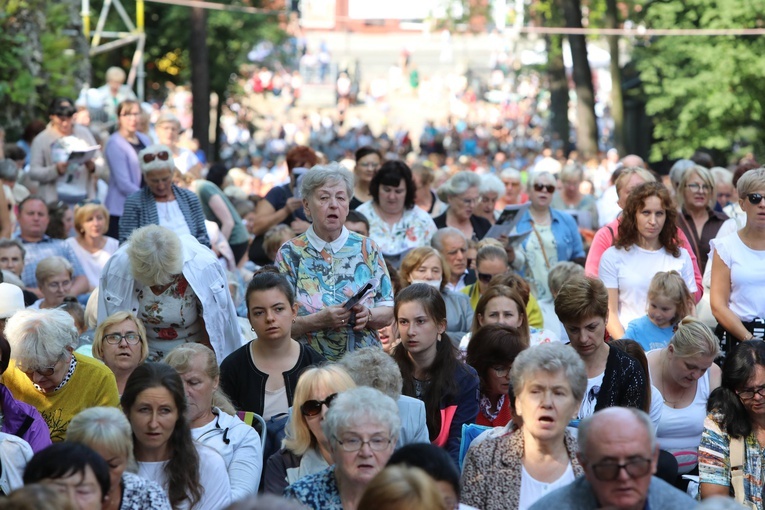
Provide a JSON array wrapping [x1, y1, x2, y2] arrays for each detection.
[[711, 231, 765, 321], [174, 147, 200, 175], [599, 245, 697, 328], [156, 200, 192, 237], [518, 462, 575, 510], [578, 372, 605, 419], [66, 236, 119, 289]]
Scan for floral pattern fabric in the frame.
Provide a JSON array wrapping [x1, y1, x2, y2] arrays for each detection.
[[355, 202, 437, 255], [283, 466, 342, 510]]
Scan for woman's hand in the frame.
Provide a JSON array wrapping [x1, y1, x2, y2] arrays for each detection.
[[321, 305, 353, 330], [351, 304, 371, 332]]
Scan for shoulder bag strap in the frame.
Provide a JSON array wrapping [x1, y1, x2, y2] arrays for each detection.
[[730, 436, 747, 505], [529, 221, 551, 270], [678, 210, 702, 261]]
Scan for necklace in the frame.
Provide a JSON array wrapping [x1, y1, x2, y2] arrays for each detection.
[[661, 355, 693, 408]]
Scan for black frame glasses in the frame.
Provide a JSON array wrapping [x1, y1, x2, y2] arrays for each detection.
[[300, 393, 338, 417], [533, 183, 556, 193], [589, 457, 653, 481], [736, 385, 765, 400], [747, 193, 764, 205], [142, 151, 170, 164]]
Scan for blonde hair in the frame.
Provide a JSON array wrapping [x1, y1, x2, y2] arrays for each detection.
[[282, 365, 356, 456], [263, 224, 295, 262], [126, 225, 183, 287], [163, 343, 236, 416], [35, 256, 73, 286], [399, 247, 450, 291], [614, 167, 656, 197], [670, 316, 721, 359], [646, 270, 693, 326], [677, 165, 716, 209], [358, 466, 447, 510], [105, 66, 126, 83], [66, 407, 136, 470], [74, 203, 110, 236], [92, 311, 148, 363]]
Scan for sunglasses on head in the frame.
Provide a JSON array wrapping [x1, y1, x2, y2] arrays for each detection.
[[300, 393, 338, 417], [142, 151, 170, 164], [533, 183, 556, 193], [747, 193, 764, 205]]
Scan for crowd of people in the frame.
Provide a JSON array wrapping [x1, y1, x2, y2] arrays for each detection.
[[0, 61, 765, 510]]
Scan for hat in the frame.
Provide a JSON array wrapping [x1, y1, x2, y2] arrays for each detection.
[[49, 97, 77, 117], [0, 283, 24, 319]]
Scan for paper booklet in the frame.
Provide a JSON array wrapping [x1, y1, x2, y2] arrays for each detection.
[[485, 201, 530, 241]]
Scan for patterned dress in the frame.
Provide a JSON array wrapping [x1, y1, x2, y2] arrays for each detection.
[[355, 202, 437, 255], [283, 466, 342, 510]]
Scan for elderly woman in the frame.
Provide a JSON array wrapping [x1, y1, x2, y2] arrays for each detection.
[[118, 144, 209, 246], [28, 256, 73, 310], [676, 165, 728, 273], [600, 182, 697, 339], [399, 246, 473, 342], [350, 146, 383, 209], [2, 309, 119, 441], [411, 163, 447, 218], [91, 312, 148, 395], [356, 161, 437, 259], [466, 324, 528, 427], [711, 167, 765, 350], [154, 113, 202, 177], [98, 225, 242, 362], [515, 171, 585, 303], [275, 163, 394, 362], [434, 171, 491, 241], [66, 407, 171, 510], [461, 342, 587, 510], [165, 343, 263, 499], [104, 100, 151, 237], [284, 387, 400, 510], [699, 342, 765, 505], [66, 201, 119, 291], [551, 164, 599, 231], [475, 174, 506, 224], [496, 168, 527, 209], [264, 365, 357, 495]]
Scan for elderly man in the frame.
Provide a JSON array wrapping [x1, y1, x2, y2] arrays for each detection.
[[432, 227, 474, 292], [530, 407, 695, 510]]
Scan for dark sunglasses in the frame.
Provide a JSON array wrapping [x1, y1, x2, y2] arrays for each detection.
[[533, 183, 556, 193], [478, 272, 495, 284], [747, 193, 764, 205], [300, 393, 338, 417], [142, 151, 170, 164]]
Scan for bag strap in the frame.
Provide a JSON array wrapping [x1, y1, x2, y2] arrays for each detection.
[[529, 221, 551, 270], [678, 211, 702, 263], [730, 436, 746, 505]]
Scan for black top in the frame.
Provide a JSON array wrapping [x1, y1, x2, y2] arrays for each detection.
[[434, 211, 492, 241], [350, 195, 363, 210], [594, 345, 647, 413], [264, 183, 307, 223], [677, 207, 729, 273], [219, 341, 325, 416]]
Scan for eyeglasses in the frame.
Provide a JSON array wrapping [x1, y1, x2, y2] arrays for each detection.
[[478, 272, 497, 284], [533, 183, 556, 193], [589, 457, 653, 481], [686, 183, 711, 193], [460, 197, 479, 206], [300, 393, 338, 417], [103, 333, 142, 345], [747, 193, 764, 205], [491, 366, 511, 378], [18, 354, 64, 377], [736, 385, 765, 400], [46, 280, 72, 291], [504, 181, 521, 188], [333, 435, 392, 452], [120, 112, 141, 117], [357, 162, 379, 168], [142, 151, 170, 164]]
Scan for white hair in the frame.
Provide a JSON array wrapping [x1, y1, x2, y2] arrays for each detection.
[[322, 387, 401, 443], [126, 225, 183, 287], [436, 171, 481, 202], [300, 162, 354, 200], [479, 174, 505, 197], [5, 309, 79, 367], [138, 143, 175, 175]]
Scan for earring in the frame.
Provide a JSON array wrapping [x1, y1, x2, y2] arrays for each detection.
[[250, 326, 255, 332], [292, 318, 296, 324], [437, 333, 441, 342]]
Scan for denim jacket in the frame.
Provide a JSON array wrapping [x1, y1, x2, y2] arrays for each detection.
[[516, 208, 585, 263]]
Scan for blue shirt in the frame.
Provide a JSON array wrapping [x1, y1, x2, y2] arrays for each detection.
[[19, 235, 85, 288], [624, 315, 674, 352]]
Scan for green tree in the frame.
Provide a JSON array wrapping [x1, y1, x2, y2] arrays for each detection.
[[634, 0, 765, 160]]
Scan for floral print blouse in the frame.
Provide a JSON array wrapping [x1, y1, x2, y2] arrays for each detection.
[[356, 201, 438, 255], [283, 466, 342, 509]]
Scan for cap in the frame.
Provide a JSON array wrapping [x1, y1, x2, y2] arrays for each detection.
[[0, 283, 25, 319]]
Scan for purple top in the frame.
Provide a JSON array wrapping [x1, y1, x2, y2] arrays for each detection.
[[0, 384, 51, 453]]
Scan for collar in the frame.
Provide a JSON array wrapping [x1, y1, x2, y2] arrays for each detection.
[[18, 234, 52, 244], [305, 225, 349, 253]]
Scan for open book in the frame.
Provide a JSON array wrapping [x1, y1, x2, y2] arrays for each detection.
[[485, 202, 530, 241], [67, 146, 100, 166]]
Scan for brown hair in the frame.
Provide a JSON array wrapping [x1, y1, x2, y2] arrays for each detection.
[[615, 182, 680, 257], [399, 247, 450, 292], [554, 276, 609, 325]]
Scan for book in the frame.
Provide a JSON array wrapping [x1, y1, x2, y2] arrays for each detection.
[[485, 201, 530, 240]]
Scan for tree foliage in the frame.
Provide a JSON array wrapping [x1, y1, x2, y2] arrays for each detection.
[[634, 0, 765, 160]]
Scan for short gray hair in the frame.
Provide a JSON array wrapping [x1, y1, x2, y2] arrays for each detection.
[[431, 227, 467, 252], [677, 165, 715, 209], [436, 171, 481, 202], [35, 256, 73, 286], [737, 167, 765, 198], [66, 406, 135, 469], [138, 143, 175, 175], [479, 174, 505, 197], [322, 386, 401, 444], [0, 160, 18, 182], [668, 159, 695, 190], [710, 167, 733, 186], [511, 342, 587, 403], [337, 347, 403, 400], [529, 170, 556, 187], [126, 225, 183, 287], [548, 261, 585, 297], [560, 164, 584, 182], [578, 407, 656, 458], [499, 168, 521, 181], [5, 309, 79, 367], [300, 162, 354, 201]]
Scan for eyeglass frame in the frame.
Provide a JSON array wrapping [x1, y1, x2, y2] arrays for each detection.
[[491, 366, 512, 378], [18, 353, 65, 377], [746, 193, 764, 205], [300, 393, 338, 417], [103, 332, 142, 346], [533, 183, 556, 193], [736, 384, 765, 400], [686, 183, 711, 193], [332, 435, 393, 452], [46, 279, 73, 291], [587, 457, 654, 481]]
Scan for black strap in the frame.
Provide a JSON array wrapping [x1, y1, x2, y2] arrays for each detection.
[[606, 225, 615, 242], [15, 416, 34, 439]]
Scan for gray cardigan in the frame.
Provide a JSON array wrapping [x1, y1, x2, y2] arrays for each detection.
[[443, 289, 474, 344]]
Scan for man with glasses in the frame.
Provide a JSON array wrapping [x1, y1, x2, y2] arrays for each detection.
[[530, 407, 695, 509]]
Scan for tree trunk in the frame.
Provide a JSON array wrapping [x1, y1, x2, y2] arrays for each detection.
[[190, 7, 211, 159], [558, 0, 599, 158], [605, 0, 625, 155], [548, 34, 569, 148], [213, 88, 224, 161]]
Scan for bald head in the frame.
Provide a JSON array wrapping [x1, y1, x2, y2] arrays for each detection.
[[578, 407, 656, 458]]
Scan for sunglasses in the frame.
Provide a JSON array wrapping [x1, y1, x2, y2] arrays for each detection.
[[19, 354, 64, 378], [747, 193, 764, 205], [478, 272, 495, 284], [589, 457, 653, 481], [142, 151, 170, 164], [533, 183, 556, 193], [300, 393, 338, 417]]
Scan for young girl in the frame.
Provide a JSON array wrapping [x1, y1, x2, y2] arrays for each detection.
[[392, 283, 479, 467], [624, 270, 693, 351]]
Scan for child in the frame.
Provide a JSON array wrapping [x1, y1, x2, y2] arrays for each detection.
[[624, 270, 693, 351]]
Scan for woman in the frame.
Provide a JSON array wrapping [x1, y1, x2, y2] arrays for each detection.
[[165, 343, 263, 499], [475, 174, 505, 224], [496, 168, 527, 209], [676, 165, 728, 273], [466, 324, 527, 427], [358, 466, 446, 510], [46, 201, 74, 239], [516, 171, 585, 303], [91, 312, 148, 395], [122, 363, 231, 510], [699, 341, 765, 505], [399, 247, 473, 342], [550, 164, 599, 231], [119, 144, 209, 247], [154, 113, 202, 177], [284, 386, 400, 510], [461, 243, 510, 309], [356, 161, 437, 258], [275, 163, 394, 362], [66, 407, 172, 510], [66, 201, 119, 291], [220, 269, 325, 417], [435, 171, 491, 241], [29, 256, 74, 309], [3, 309, 120, 441], [461, 342, 587, 510], [711, 167, 765, 350], [104, 100, 151, 237], [98, 225, 242, 363], [600, 182, 697, 339], [647, 317, 721, 478], [553, 276, 647, 418], [392, 284, 479, 466], [264, 365, 356, 495], [350, 146, 382, 209], [411, 163, 447, 218]]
